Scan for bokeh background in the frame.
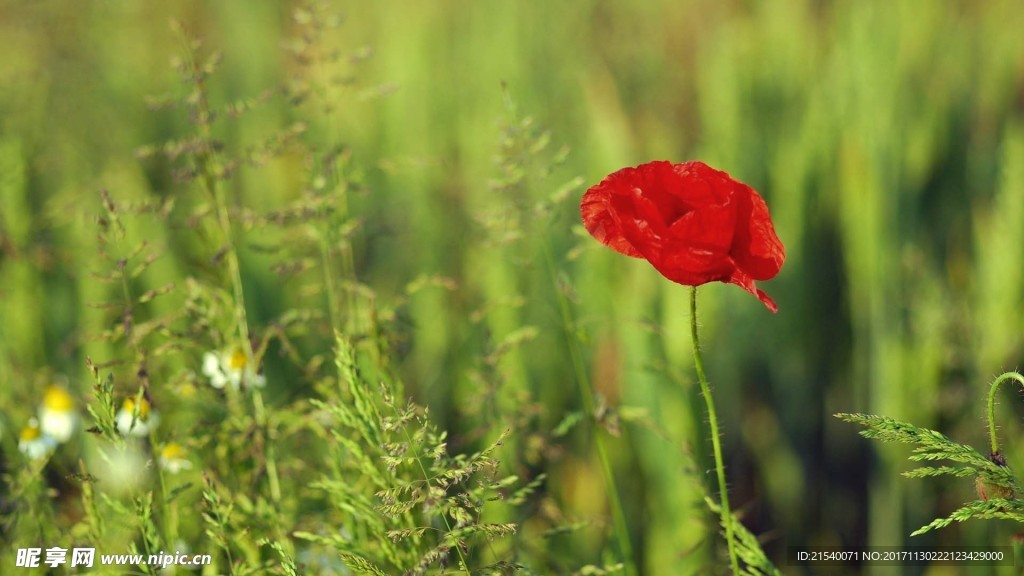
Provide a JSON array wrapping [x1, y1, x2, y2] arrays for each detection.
[[2, 1, 1024, 574]]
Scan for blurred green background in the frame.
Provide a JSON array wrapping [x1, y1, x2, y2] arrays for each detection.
[[2, 0, 1024, 574]]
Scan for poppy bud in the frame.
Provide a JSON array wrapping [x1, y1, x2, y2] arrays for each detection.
[[976, 452, 1015, 501]]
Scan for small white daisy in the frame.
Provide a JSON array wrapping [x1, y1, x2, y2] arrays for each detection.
[[202, 345, 266, 391], [19, 418, 57, 460], [115, 396, 159, 437], [158, 442, 193, 474], [39, 385, 78, 443]]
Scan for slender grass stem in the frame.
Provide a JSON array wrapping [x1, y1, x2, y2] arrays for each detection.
[[689, 288, 739, 576], [252, 390, 283, 503], [542, 243, 636, 576], [150, 432, 176, 547], [206, 164, 285, 506], [101, 196, 182, 551], [299, 6, 351, 334], [986, 371, 1024, 455], [320, 228, 342, 333], [180, 34, 288, 538]]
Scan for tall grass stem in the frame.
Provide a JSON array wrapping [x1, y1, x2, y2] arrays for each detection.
[[542, 243, 636, 576]]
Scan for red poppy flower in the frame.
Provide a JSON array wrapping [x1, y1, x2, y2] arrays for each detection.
[[581, 160, 785, 312]]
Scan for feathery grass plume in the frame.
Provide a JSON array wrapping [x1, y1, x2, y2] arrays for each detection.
[[465, 98, 636, 572], [116, 19, 328, 572], [910, 498, 1024, 536], [464, 94, 582, 444], [836, 413, 1019, 489], [283, 0, 387, 116], [275, 0, 390, 347], [200, 473, 237, 567], [297, 336, 526, 575], [837, 412, 1024, 534], [479, 89, 581, 254], [85, 356, 122, 446], [81, 188, 195, 568], [489, 101, 640, 570], [259, 538, 300, 576], [89, 190, 180, 466], [92, 189, 179, 366]]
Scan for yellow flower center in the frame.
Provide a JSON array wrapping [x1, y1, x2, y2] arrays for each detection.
[[161, 442, 185, 460], [122, 396, 151, 419], [43, 386, 74, 412], [228, 347, 248, 371], [20, 424, 42, 441]]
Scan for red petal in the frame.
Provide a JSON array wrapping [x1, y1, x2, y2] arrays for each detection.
[[730, 183, 785, 281], [727, 270, 780, 313], [671, 161, 730, 206], [581, 180, 643, 258]]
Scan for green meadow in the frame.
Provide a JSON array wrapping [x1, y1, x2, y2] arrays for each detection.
[[1, 1, 1023, 574]]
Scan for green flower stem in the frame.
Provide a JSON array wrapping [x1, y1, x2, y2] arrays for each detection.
[[986, 371, 1024, 455], [690, 288, 740, 576]]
